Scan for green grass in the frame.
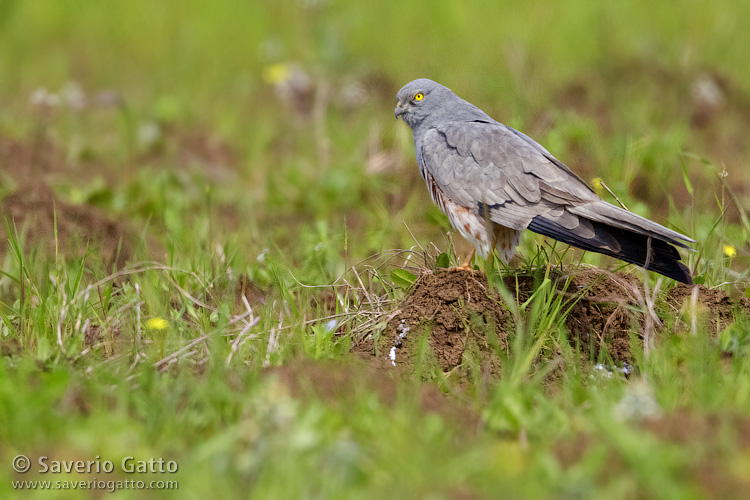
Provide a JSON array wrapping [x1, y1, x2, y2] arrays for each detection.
[[1, 1, 749, 498]]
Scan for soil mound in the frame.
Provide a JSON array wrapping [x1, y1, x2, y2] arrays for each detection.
[[355, 269, 750, 379], [379, 271, 508, 377], [666, 283, 750, 335], [563, 270, 645, 364]]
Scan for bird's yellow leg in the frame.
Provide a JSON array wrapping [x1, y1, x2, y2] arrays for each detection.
[[461, 248, 475, 269], [449, 248, 475, 271]]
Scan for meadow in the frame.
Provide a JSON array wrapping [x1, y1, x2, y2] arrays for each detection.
[[0, 1, 749, 498]]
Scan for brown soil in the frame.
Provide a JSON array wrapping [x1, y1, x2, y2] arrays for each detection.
[[563, 270, 647, 364], [354, 269, 750, 381], [0, 336, 22, 357], [83, 324, 124, 359], [0, 127, 243, 271], [0, 183, 135, 270], [0, 132, 138, 269], [366, 270, 508, 381], [234, 274, 267, 310], [309, 287, 339, 316], [666, 283, 750, 336], [355, 269, 642, 378]]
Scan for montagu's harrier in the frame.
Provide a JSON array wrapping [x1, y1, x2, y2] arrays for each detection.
[[395, 78, 694, 284]]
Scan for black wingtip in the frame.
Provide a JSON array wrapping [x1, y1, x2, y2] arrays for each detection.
[[646, 258, 693, 285], [527, 216, 694, 284]]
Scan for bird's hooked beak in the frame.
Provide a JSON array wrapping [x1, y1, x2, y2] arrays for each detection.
[[394, 100, 409, 119]]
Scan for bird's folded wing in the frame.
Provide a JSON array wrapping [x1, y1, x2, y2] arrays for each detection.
[[419, 121, 694, 247]]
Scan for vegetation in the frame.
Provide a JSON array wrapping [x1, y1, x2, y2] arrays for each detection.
[[0, 1, 749, 498]]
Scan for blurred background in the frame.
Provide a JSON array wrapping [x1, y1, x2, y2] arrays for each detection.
[[1, 3, 750, 498], [0, 0, 747, 281]]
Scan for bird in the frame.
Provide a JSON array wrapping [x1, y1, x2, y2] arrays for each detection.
[[394, 78, 695, 284]]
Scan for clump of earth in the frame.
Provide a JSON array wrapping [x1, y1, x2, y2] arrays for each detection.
[[354, 268, 750, 382]]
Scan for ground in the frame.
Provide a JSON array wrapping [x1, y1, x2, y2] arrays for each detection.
[[1, 2, 750, 499], [356, 269, 750, 381]]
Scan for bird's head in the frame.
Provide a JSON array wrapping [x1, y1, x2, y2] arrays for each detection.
[[394, 79, 488, 130], [394, 79, 449, 128]]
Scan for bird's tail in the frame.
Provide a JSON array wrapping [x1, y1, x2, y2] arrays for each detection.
[[527, 215, 693, 284], [569, 202, 694, 249]]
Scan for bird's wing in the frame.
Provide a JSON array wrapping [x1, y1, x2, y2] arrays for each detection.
[[418, 120, 694, 249]]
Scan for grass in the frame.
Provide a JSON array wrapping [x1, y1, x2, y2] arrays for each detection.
[[1, 1, 749, 498]]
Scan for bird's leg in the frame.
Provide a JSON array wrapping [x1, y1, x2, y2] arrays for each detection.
[[449, 248, 475, 271], [460, 248, 475, 269]]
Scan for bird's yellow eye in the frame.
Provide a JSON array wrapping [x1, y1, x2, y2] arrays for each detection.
[[414, 92, 424, 101]]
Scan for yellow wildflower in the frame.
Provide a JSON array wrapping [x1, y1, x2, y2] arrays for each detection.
[[723, 244, 737, 258], [146, 317, 169, 331], [262, 63, 290, 85]]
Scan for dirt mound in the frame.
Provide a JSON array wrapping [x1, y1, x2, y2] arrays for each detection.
[[666, 283, 750, 336], [564, 270, 645, 364], [355, 269, 750, 379], [374, 271, 508, 379], [356, 269, 642, 377], [0, 183, 134, 269]]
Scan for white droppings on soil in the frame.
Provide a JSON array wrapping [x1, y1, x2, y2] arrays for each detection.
[[388, 319, 410, 367]]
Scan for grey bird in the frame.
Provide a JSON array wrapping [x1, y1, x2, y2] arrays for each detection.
[[395, 78, 694, 284]]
